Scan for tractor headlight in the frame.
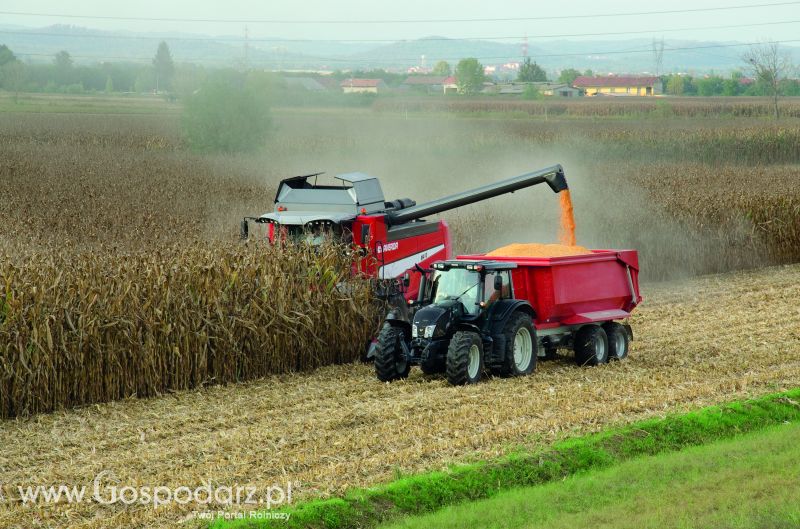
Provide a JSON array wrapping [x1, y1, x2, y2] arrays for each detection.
[[411, 324, 418, 338], [424, 325, 437, 338]]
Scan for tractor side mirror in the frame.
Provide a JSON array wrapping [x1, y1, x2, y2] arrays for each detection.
[[240, 219, 249, 240], [493, 274, 503, 291], [402, 272, 411, 288]]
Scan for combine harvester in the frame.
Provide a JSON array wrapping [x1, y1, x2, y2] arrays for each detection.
[[240, 165, 569, 305]]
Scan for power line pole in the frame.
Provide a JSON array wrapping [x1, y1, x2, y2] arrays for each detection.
[[244, 25, 250, 71]]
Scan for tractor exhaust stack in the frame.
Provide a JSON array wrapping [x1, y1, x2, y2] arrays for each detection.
[[387, 164, 567, 225]]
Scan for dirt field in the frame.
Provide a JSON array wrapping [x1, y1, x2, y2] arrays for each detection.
[[1, 263, 799, 529]]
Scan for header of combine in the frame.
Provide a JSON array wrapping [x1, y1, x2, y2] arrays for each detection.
[[241, 165, 568, 299]]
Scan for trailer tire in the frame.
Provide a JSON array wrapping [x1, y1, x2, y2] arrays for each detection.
[[497, 312, 537, 376], [446, 331, 484, 385], [603, 322, 630, 360], [374, 325, 411, 382], [574, 325, 609, 366]]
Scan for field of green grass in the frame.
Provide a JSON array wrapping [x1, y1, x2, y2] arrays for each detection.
[[382, 422, 800, 529]]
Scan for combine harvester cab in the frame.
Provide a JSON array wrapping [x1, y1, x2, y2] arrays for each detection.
[[374, 249, 642, 385]]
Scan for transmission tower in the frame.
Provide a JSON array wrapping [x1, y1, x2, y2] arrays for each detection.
[[652, 37, 664, 76], [522, 35, 528, 58]]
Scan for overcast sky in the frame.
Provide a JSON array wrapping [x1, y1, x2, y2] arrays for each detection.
[[2, 0, 798, 43]]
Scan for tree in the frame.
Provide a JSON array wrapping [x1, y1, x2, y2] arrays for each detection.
[[182, 77, 272, 153], [583, 69, 594, 77], [743, 42, 793, 119], [518, 58, 547, 82], [666, 75, 684, 96], [53, 50, 73, 86], [0, 44, 16, 66], [558, 68, 582, 86], [1, 61, 26, 101], [431, 60, 451, 76], [153, 41, 175, 92], [105, 75, 114, 93], [522, 84, 541, 100], [454, 58, 485, 95]]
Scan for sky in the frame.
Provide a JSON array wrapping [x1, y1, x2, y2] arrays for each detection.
[[1, 0, 799, 43]]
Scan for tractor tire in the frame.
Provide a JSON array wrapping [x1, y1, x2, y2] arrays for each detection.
[[420, 354, 445, 375], [374, 325, 411, 382], [603, 322, 630, 361], [574, 325, 609, 367], [497, 312, 537, 376], [446, 331, 484, 385]]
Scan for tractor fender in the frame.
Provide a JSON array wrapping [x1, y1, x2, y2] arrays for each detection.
[[451, 322, 482, 335], [383, 312, 411, 334], [488, 300, 536, 335]]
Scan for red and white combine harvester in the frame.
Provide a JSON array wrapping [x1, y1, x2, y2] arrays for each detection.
[[241, 165, 571, 301], [241, 165, 642, 382]]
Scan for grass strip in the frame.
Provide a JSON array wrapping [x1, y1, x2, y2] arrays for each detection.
[[210, 388, 800, 529]]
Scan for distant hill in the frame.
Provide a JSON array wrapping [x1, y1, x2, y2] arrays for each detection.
[[1, 24, 798, 74]]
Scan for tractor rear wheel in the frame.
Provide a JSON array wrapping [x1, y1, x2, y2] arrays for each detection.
[[446, 331, 484, 385], [374, 325, 411, 382], [574, 325, 609, 366], [497, 312, 537, 376], [603, 322, 630, 360]]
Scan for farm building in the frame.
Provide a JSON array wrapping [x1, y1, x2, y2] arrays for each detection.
[[283, 77, 326, 91], [340, 78, 387, 94], [483, 82, 583, 97], [402, 76, 448, 93], [574, 76, 663, 96]]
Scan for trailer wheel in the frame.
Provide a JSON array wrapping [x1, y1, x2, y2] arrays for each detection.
[[603, 322, 630, 361], [446, 331, 484, 385], [574, 325, 609, 366], [498, 312, 537, 376], [374, 325, 411, 382]]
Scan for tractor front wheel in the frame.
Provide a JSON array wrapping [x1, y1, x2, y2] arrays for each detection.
[[446, 331, 484, 385], [374, 325, 411, 382], [574, 325, 609, 366]]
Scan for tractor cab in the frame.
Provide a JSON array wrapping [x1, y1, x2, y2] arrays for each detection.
[[411, 260, 517, 340]]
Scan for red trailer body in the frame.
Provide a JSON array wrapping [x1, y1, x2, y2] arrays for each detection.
[[458, 249, 642, 330]]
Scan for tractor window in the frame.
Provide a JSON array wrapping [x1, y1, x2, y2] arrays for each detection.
[[484, 271, 512, 304], [431, 269, 481, 315]]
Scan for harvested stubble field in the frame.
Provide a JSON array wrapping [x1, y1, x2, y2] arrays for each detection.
[[1, 263, 799, 529]]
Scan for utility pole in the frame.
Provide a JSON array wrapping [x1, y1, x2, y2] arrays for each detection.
[[244, 25, 250, 71]]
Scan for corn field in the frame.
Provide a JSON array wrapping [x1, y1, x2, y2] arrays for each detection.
[[1, 106, 799, 418], [0, 243, 374, 418]]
